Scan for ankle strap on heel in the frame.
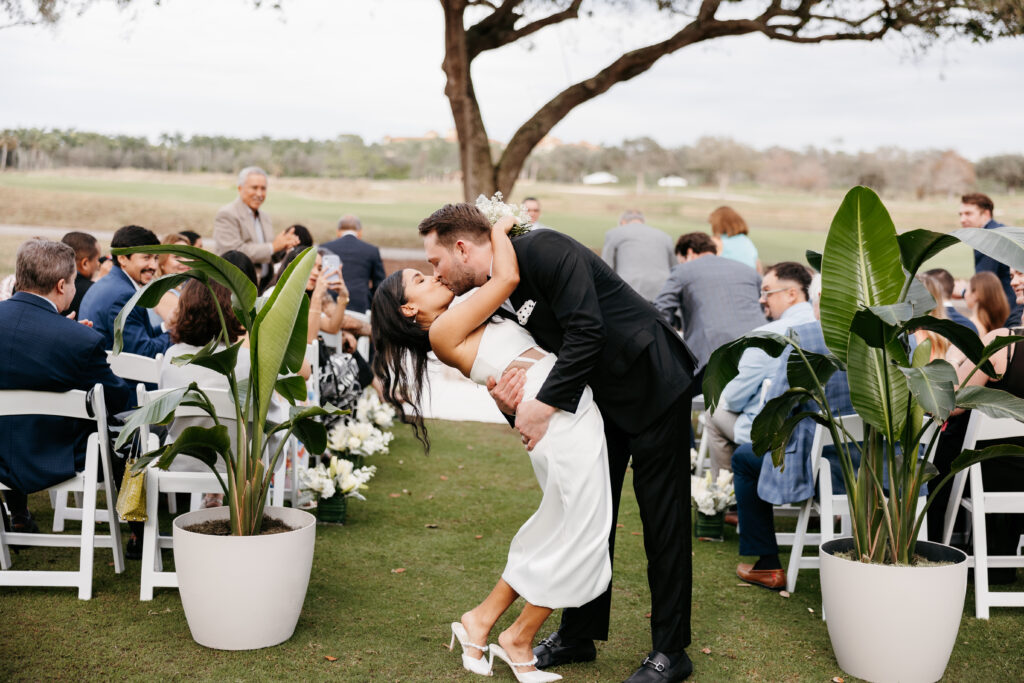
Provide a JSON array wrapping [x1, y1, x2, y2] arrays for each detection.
[[464, 641, 488, 652], [509, 656, 538, 669]]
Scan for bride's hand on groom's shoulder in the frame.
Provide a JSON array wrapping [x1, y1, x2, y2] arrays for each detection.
[[494, 215, 517, 235], [487, 368, 525, 415]]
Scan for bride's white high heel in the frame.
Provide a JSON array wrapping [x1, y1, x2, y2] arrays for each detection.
[[489, 644, 563, 682], [449, 622, 493, 676]]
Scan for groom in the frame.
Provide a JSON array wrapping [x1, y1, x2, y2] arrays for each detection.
[[420, 204, 698, 682]]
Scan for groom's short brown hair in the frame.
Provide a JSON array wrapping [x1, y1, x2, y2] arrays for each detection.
[[418, 203, 491, 247]]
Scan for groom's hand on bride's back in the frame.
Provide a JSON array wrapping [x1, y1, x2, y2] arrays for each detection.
[[487, 368, 526, 415]]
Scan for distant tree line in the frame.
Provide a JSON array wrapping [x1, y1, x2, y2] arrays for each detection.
[[1, 127, 1021, 197]]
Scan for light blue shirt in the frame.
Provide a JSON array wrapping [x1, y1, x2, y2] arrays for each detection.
[[719, 301, 817, 444], [719, 234, 759, 271]]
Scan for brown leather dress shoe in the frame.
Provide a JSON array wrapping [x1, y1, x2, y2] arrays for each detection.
[[724, 511, 738, 526], [736, 563, 786, 590]]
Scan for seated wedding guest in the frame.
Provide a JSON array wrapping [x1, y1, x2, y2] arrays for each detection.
[[222, 250, 259, 288], [913, 274, 951, 362], [965, 271, 1010, 338], [178, 230, 204, 249], [59, 231, 101, 318], [288, 224, 314, 249], [160, 279, 250, 508], [601, 209, 676, 301], [653, 231, 765, 374], [732, 319, 853, 590], [0, 272, 15, 301], [708, 206, 760, 273], [704, 263, 816, 476], [149, 233, 192, 327], [80, 225, 172, 357], [929, 267, 1024, 583], [0, 239, 132, 532], [274, 246, 369, 344], [924, 268, 977, 334]]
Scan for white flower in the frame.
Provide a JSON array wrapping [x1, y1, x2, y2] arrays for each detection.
[[474, 192, 533, 232], [355, 387, 396, 429], [691, 470, 736, 515]]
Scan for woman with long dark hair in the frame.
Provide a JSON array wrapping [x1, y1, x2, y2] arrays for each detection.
[[371, 215, 611, 682]]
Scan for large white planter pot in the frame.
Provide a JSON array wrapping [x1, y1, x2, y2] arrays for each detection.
[[172, 505, 316, 650], [820, 537, 968, 683]]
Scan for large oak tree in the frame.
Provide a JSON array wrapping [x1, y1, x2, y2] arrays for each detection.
[[442, 0, 1023, 199]]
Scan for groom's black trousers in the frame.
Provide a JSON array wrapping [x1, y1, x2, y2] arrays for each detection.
[[558, 390, 693, 654]]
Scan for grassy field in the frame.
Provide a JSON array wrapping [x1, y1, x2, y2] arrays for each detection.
[[3, 168, 1018, 278], [1, 418, 1022, 681]]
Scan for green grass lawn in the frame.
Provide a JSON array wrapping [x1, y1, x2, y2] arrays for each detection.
[[0, 170, 1006, 278], [2, 419, 1022, 681]]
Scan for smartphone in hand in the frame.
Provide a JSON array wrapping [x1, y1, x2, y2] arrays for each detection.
[[321, 253, 342, 282]]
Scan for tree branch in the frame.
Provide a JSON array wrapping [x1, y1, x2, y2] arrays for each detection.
[[467, 0, 582, 59]]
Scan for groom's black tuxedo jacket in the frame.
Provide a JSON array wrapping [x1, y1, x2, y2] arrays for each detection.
[[509, 229, 698, 433]]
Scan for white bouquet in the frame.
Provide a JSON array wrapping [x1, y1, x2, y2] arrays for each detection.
[[474, 191, 532, 237], [299, 456, 377, 501], [354, 387, 396, 430], [328, 418, 394, 458], [691, 470, 735, 516]]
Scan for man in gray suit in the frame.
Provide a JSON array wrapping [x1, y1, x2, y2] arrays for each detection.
[[653, 232, 765, 372], [213, 166, 299, 284], [601, 209, 676, 301]]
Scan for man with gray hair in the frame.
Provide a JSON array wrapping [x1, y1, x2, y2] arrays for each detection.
[[601, 209, 676, 301], [213, 166, 299, 286], [0, 240, 131, 533], [321, 214, 386, 314]]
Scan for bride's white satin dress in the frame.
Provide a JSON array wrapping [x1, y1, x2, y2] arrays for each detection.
[[469, 318, 612, 608]]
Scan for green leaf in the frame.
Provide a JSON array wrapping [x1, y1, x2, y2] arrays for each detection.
[[112, 272, 193, 354], [785, 349, 842, 393], [846, 331, 909, 440], [906, 277, 937, 317], [275, 375, 308, 404], [292, 417, 328, 455], [114, 386, 190, 449], [750, 389, 816, 458], [112, 244, 258, 316], [819, 186, 906, 363], [898, 315, 995, 375], [899, 360, 957, 424], [955, 385, 1024, 421], [896, 229, 960, 278], [850, 307, 898, 349], [155, 425, 232, 472], [702, 331, 793, 412], [867, 302, 914, 326], [950, 443, 1024, 475], [279, 293, 309, 376], [806, 250, 822, 272], [952, 226, 1024, 273], [251, 247, 316, 427], [178, 340, 245, 379]]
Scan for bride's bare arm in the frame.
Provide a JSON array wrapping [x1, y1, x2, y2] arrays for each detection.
[[429, 216, 519, 351]]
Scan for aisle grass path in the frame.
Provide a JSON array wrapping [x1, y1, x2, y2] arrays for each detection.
[[1, 419, 1022, 681]]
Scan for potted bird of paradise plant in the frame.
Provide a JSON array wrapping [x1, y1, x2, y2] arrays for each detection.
[[704, 186, 1024, 683], [111, 244, 341, 650]]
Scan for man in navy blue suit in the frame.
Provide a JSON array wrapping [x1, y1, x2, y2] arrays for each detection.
[[79, 225, 172, 357], [320, 215, 386, 314], [0, 239, 131, 531]]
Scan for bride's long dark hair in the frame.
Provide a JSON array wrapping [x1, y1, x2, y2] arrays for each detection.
[[371, 270, 433, 450]]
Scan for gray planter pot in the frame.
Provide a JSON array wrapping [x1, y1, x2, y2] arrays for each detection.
[[819, 537, 968, 683]]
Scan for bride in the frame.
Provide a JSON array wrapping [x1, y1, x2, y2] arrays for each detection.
[[371, 215, 612, 682]]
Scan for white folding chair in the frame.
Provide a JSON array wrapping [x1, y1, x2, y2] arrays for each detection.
[[0, 384, 125, 599], [346, 309, 372, 360], [941, 411, 1024, 619], [280, 341, 318, 509], [106, 351, 164, 385], [137, 385, 236, 600]]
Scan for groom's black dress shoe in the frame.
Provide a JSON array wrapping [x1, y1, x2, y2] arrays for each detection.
[[533, 631, 597, 669], [624, 650, 694, 683]]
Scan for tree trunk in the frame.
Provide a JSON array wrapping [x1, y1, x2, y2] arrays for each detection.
[[441, 0, 497, 200], [0, 142, 6, 172]]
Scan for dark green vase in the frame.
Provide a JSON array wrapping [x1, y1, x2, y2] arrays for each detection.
[[694, 510, 724, 541], [316, 495, 347, 524]]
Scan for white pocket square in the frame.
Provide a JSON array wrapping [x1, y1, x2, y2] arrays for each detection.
[[516, 300, 536, 325]]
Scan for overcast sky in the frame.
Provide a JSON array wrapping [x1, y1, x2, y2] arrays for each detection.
[[1, 0, 1022, 159]]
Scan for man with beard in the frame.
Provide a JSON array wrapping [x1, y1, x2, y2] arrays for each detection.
[[419, 204, 698, 683], [80, 225, 171, 357]]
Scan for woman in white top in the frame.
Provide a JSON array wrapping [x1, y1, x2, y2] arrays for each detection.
[[371, 216, 611, 682]]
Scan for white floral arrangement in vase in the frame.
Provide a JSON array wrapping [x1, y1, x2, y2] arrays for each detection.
[[691, 470, 735, 516], [299, 455, 377, 503], [354, 387, 396, 430], [327, 418, 395, 463], [474, 191, 532, 237]]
